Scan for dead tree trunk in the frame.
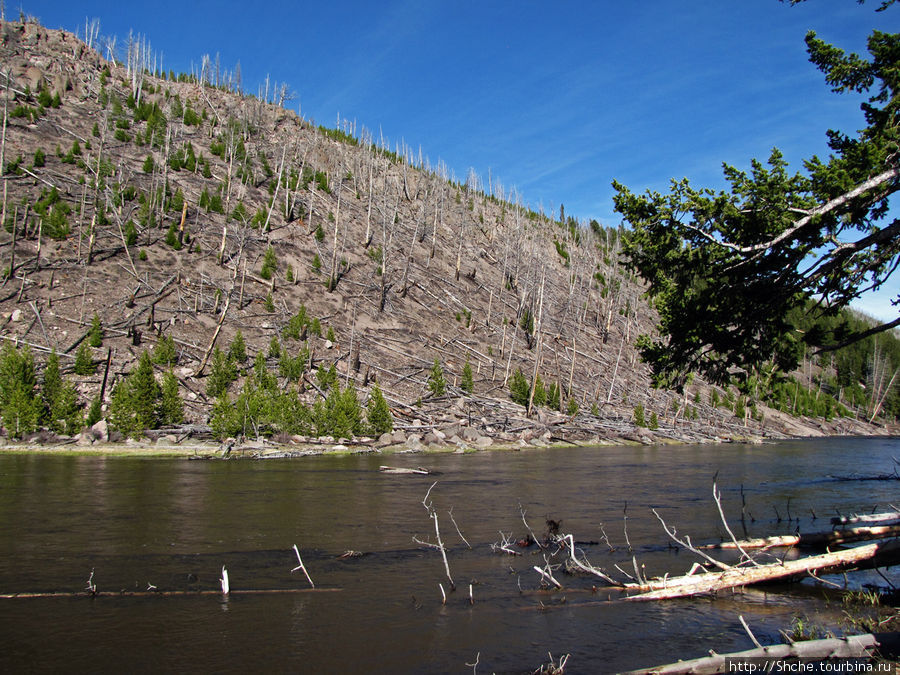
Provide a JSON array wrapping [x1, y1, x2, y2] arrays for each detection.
[[625, 539, 900, 601], [623, 633, 900, 675]]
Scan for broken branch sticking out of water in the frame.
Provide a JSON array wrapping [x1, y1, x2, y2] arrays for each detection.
[[292, 544, 315, 589]]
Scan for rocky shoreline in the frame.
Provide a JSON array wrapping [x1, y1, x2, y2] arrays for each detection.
[[0, 404, 894, 459]]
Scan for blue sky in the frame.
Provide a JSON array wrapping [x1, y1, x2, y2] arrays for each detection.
[[23, 1, 899, 321]]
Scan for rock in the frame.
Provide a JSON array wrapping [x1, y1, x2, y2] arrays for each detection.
[[405, 434, 423, 448], [423, 432, 442, 446], [461, 427, 480, 442], [331, 444, 349, 452], [90, 419, 108, 441], [411, 418, 423, 427], [74, 432, 93, 446], [324, 340, 334, 349], [441, 423, 460, 438], [377, 432, 394, 446], [390, 430, 407, 444], [432, 429, 447, 440], [474, 436, 493, 448], [10, 309, 23, 322]]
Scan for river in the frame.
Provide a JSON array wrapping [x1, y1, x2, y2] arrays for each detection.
[[0, 437, 897, 673]]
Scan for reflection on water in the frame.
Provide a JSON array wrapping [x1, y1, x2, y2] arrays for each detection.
[[0, 437, 898, 673]]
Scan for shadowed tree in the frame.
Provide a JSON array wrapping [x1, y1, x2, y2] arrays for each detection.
[[614, 21, 900, 390]]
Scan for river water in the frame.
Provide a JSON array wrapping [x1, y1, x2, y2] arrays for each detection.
[[0, 437, 897, 673]]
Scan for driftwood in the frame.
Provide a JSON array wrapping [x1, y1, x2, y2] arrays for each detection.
[[379, 466, 430, 475], [622, 632, 900, 675], [624, 538, 900, 601], [701, 524, 900, 551]]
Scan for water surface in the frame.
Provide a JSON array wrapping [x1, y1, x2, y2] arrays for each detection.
[[0, 437, 897, 673]]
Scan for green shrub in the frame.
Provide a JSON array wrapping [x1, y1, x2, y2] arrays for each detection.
[[648, 411, 659, 430]]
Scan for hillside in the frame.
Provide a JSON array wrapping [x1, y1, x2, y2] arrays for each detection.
[[0, 17, 890, 451]]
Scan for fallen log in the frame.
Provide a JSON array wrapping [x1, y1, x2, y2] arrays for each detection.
[[625, 539, 900, 601], [0, 588, 343, 599], [700, 524, 900, 551], [622, 632, 900, 675], [831, 510, 900, 527]]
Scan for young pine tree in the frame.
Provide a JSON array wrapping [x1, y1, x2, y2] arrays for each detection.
[[0, 343, 40, 438], [509, 368, 530, 406], [461, 359, 474, 394], [88, 313, 103, 348], [206, 347, 237, 398], [260, 245, 277, 280], [366, 385, 393, 435], [228, 330, 248, 364], [109, 351, 161, 437], [427, 359, 446, 397], [159, 371, 184, 426], [74, 341, 96, 375]]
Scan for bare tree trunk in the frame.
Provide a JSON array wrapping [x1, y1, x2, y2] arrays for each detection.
[[526, 266, 546, 416]]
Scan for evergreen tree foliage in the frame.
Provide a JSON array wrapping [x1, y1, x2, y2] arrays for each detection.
[[41, 350, 62, 418], [85, 396, 102, 427], [206, 347, 237, 398], [260, 245, 277, 280], [88, 313, 103, 347], [315, 363, 338, 391], [461, 359, 474, 394], [367, 385, 393, 434], [108, 351, 162, 437], [229, 330, 248, 364], [634, 404, 646, 428], [532, 374, 546, 406], [0, 343, 40, 438], [509, 368, 530, 406], [159, 371, 184, 426], [427, 358, 446, 396], [547, 381, 561, 411], [614, 23, 900, 390], [152, 333, 177, 366]]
